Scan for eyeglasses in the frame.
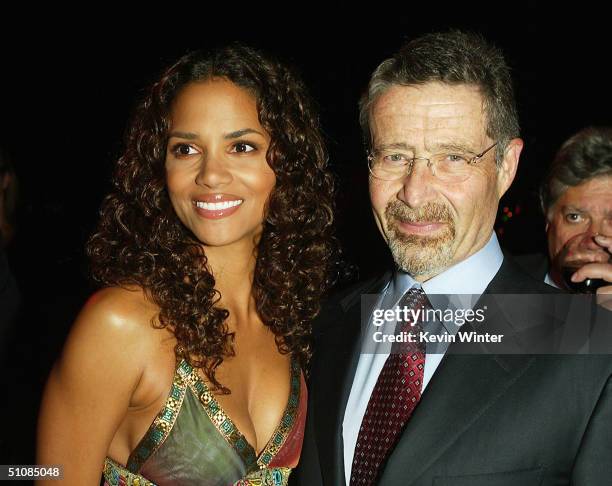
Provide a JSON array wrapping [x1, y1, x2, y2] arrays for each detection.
[[367, 142, 498, 182]]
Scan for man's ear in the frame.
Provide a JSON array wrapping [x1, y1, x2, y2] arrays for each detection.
[[496, 138, 523, 198]]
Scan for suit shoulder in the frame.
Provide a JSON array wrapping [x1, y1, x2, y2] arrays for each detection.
[[336, 272, 390, 309], [312, 272, 390, 337], [489, 255, 562, 294], [509, 252, 550, 283]]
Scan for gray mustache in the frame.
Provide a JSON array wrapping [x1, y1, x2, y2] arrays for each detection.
[[386, 201, 454, 225]]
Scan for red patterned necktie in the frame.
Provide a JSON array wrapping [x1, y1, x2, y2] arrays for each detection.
[[350, 287, 429, 486]]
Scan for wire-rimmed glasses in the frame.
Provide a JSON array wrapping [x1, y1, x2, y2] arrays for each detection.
[[367, 142, 498, 182]]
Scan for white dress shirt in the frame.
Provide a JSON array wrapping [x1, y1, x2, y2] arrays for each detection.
[[545, 271, 561, 289], [342, 232, 505, 483]]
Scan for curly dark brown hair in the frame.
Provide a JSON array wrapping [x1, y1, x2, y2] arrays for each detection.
[[87, 44, 338, 392]]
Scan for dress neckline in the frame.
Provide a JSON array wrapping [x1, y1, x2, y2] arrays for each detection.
[[178, 356, 302, 471]]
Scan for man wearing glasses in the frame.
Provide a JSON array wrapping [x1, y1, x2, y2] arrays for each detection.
[[294, 31, 612, 485]]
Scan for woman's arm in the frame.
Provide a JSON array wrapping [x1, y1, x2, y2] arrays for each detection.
[[36, 287, 152, 486]]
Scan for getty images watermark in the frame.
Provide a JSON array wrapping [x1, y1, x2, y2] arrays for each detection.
[[371, 302, 503, 345], [361, 293, 612, 354]]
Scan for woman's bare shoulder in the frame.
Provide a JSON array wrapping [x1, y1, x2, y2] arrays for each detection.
[[57, 286, 166, 380], [78, 285, 160, 337], [80, 285, 157, 322], [37, 286, 173, 480]]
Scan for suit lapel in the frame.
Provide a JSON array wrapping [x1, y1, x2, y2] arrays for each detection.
[[380, 353, 535, 485], [379, 257, 544, 484], [313, 273, 390, 486]]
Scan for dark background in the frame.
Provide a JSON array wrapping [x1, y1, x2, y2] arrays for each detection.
[[1, 7, 610, 465]]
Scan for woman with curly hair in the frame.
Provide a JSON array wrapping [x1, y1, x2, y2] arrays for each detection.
[[37, 44, 336, 486]]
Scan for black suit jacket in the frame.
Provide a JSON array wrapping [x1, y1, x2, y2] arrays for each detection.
[[514, 253, 550, 282], [293, 257, 612, 485]]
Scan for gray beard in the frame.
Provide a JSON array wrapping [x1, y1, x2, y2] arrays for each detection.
[[385, 201, 456, 278]]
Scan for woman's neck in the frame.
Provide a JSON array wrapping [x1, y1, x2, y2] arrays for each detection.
[[204, 241, 260, 327]]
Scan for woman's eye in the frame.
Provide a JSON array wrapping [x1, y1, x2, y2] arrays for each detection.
[[172, 144, 198, 156], [231, 142, 256, 154]]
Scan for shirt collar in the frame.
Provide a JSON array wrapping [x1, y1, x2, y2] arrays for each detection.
[[544, 271, 561, 289], [392, 231, 504, 298]]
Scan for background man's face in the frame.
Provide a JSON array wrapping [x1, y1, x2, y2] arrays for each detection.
[[368, 82, 521, 281], [546, 175, 612, 261]]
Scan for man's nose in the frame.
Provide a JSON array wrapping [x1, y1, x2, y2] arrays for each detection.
[[195, 154, 233, 188], [398, 158, 435, 208]]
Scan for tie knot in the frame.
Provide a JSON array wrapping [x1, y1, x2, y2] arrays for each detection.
[[393, 287, 431, 347], [398, 286, 429, 309]]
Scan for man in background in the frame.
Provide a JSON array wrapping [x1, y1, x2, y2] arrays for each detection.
[[519, 127, 612, 292]]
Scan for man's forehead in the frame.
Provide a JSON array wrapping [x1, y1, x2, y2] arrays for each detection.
[[373, 83, 485, 117], [556, 176, 612, 212], [370, 82, 487, 142]]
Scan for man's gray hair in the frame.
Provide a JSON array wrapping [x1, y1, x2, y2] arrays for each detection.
[[358, 30, 520, 166], [540, 126, 612, 217]]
